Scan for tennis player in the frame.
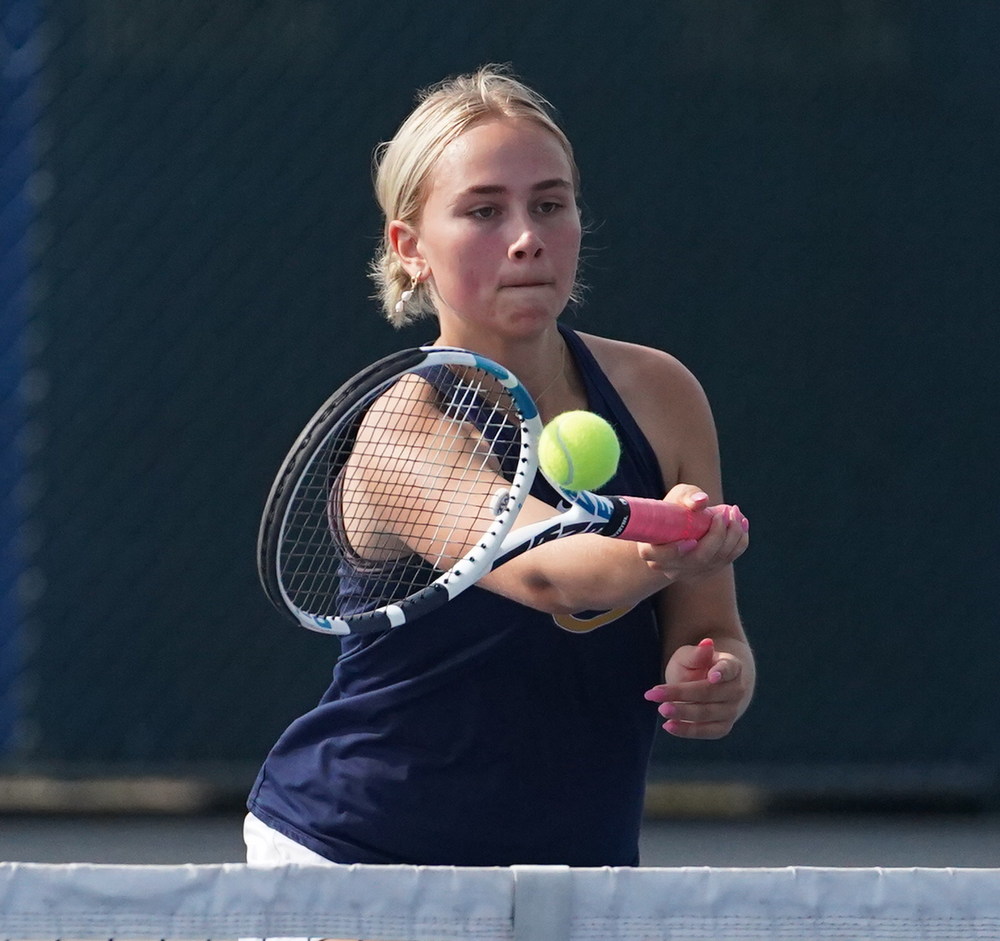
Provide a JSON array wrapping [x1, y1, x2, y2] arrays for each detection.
[[246, 65, 754, 879]]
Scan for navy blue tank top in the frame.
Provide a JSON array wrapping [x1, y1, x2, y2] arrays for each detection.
[[248, 326, 667, 866]]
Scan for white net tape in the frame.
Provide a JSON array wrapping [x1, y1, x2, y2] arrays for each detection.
[[1, 862, 999, 940]]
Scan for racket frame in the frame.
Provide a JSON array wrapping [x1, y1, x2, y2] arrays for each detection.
[[258, 346, 710, 636], [257, 347, 542, 634]]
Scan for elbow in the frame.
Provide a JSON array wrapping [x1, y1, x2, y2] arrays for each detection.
[[483, 545, 656, 616], [516, 573, 579, 616], [518, 573, 640, 618]]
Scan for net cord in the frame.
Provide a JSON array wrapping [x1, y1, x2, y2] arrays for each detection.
[[2, 862, 1000, 940]]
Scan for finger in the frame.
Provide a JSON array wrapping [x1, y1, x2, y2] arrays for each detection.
[[708, 656, 742, 685], [684, 489, 710, 510], [717, 505, 750, 557], [674, 637, 717, 679], [687, 511, 747, 568], [657, 692, 739, 721], [710, 506, 749, 547], [663, 484, 710, 511], [659, 639, 720, 687], [662, 717, 736, 740], [637, 541, 695, 569], [651, 679, 737, 705], [637, 505, 747, 575], [707, 503, 749, 530], [685, 512, 734, 559], [681, 637, 717, 670]]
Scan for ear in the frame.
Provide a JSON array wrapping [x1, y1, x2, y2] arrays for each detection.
[[388, 220, 427, 280]]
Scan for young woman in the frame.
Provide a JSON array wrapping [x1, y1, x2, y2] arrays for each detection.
[[246, 65, 754, 871]]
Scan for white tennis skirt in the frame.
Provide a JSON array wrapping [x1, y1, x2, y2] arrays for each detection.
[[243, 812, 334, 866]]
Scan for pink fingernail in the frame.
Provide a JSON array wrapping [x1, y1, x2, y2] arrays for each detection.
[[658, 703, 677, 718], [732, 504, 749, 532], [677, 539, 698, 555], [709, 670, 723, 684]]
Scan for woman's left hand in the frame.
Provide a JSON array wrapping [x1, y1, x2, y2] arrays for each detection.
[[643, 638, 751, 739]]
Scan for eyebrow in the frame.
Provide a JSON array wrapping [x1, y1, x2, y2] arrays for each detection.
[[461, 178, 574, 196]]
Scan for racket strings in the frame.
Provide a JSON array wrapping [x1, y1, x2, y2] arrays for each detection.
[[278, 365, 524, 620]]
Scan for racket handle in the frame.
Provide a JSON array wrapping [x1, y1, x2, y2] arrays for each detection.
[[617, 497, 716, 544]]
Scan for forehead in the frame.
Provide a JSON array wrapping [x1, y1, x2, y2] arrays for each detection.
[[426, 118, 574, 196]]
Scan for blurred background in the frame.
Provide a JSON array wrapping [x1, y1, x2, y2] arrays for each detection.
[[1, 1, 998, 862]]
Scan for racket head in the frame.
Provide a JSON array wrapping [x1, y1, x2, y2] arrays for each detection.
[[257, 347, 542, 634]]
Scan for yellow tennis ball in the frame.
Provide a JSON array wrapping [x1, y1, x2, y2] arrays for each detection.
[[537, 410, 621, 492]]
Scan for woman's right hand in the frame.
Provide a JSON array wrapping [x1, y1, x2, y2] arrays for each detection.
[[636, 484, 749, 583]]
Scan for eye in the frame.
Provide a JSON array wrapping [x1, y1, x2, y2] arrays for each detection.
[[535, 200, 563, 215], [468, 206, 498, 220]]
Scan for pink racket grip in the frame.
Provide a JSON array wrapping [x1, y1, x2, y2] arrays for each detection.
[[617, 497, 715, 544]]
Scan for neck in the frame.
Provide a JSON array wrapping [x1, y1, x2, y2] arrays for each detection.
[[433, 325, 566, 389], [530, 339, 566, 406]]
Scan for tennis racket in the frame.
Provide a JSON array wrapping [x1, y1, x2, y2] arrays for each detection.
[[258, 346, 724, 635]]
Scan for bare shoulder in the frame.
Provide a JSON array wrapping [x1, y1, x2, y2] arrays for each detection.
[[578, 332, 704, 402], [576, 331, 719, 490]]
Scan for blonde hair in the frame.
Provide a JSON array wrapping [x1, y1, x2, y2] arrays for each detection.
[[370, 65, 582, 327]]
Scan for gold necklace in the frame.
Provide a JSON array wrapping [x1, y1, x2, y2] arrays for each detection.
[[533, 341, 566, 403]]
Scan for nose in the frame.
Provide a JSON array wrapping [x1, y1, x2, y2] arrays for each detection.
[[509, 227, 543, 260]]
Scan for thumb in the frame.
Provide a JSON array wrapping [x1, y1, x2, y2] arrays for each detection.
[[664, 484, 710, 510], [665, 637, 718, 684]]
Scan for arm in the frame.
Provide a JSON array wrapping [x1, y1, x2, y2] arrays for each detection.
[[360, 342, 748, 619], [477, 505, 711, 613], [644, 569, 756, 739], [350, 373, 728, 614], [604, 341, 754, 738], [478, 339, 754, 613]]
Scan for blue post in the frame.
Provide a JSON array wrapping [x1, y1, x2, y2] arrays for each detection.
[[0, 0, 42, 756]]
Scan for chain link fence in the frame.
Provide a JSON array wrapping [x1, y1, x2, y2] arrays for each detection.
[[2, 1, 997, 806]]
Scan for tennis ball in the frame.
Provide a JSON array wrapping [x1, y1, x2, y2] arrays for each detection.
[[538, 410, 621, 492]]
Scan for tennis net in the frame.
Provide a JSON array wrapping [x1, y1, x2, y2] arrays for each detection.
[[1, 861, 999, 940]]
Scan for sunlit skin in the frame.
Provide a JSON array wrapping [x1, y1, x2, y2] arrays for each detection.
[[390, 116, 754, 740], [247, 74, 756, 903], [390, 117, 581, 389]]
